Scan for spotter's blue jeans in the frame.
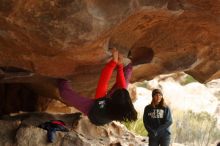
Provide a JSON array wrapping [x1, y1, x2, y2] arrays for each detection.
[[148, 135, 171, 146]]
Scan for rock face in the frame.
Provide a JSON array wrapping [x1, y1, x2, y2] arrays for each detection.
[[0, 112, 147, 146], [0, 0, 220, 113]]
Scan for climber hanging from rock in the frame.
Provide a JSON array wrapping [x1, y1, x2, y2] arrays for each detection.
[[57, 48, 137, 126]]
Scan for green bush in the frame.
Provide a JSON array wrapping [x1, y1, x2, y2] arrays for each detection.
[[135, 81, 148, 88], [181, 75, 197, 85], [172, 110, 220, 146], [123, 118, 147, 136]]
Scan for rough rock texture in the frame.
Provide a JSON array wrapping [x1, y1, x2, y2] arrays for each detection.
[[0, 1, 219, 112], [0, 112, 147, 146]]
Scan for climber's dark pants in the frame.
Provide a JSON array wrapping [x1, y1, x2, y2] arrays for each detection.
[[149, 135, 171, 146]]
